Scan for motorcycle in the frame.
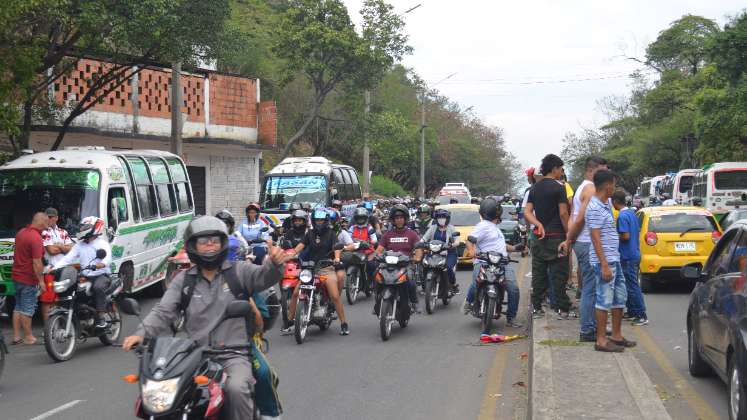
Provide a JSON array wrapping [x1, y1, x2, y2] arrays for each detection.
[[419, 232, 460, 314], [44, 249, 123, 362], [373, 250, 415, 341], [293, 254, 340, 345], [0, 297, 9, 382], [166, 249, 191, 333], [344, 240, 373, 305], [118, 298, 260, 420], [466, 235, 519, 334], [279, 242, 301, 323], [512, 219, 528, 257], [247, 226, 270, 264]]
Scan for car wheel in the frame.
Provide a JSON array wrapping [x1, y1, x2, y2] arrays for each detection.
[[729, 357, 747, 420], [688, 321, 712, 377], [637, 267, 651, 293]]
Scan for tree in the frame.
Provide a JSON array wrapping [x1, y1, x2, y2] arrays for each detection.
[[272, 0, 412, 162], [645, 14, 720, 75]]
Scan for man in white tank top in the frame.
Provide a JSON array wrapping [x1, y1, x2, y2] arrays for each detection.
[[558, 156, 608, 342]]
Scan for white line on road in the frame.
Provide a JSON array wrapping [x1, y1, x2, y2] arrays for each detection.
[[28, 400, 84, 420]]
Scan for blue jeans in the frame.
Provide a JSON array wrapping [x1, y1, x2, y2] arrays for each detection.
[[591, 261, 627, 311], [467, 264, 519, 319], [621, 259, 646, 317], [446, 254, 457, 285], [13, 280, 38, 317], [575, 241, 597, 334], [252, 246, 266, 266], [547, 268, 557, 305]]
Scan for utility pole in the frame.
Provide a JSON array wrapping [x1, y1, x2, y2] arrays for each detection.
[[362, 89, 370, 199], [170, 61, 183, 157], [420, 89, 426, 198]]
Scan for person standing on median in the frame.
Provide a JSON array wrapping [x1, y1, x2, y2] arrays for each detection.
[[611, 192, 649, 326], [40, 208, 73, 323], [11, 212, 48, 345], [523, 154, 576, 320], [585, 169, 637, 352]]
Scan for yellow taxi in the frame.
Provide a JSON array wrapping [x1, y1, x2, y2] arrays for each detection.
[[444, 204, 482, 265], [637, 205, 722, 292]]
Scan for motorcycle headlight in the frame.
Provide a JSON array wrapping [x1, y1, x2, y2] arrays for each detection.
[[141, 377, 180, 413], [429, 244, 442, 253], [385, 256, 399, 265], [53, 279, 71, 293], [300, 270, 313, 283], [489, 254, 500, 264], [519, 225, 526, 232]]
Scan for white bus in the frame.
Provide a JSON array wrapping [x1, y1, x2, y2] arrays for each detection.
[[659, 169, 697, 205], [0, 147, 194, 300], [692, 162, 747, 222], [639, 175, 667, 206]]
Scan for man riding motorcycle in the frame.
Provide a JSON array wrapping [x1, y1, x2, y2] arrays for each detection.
[[122, 216, 288, 419], [370, 204, 424, 315], [47, 217, 112, 329], [216, 210, 250, 262], [660, 193, 678, 206], [471, 197, 479, 205], [409, 204, 434, 237], [420, 208, 461, 295], [349, 207, 379, 287], [279, 202, 302, 234], [461, 198, 527, 328], [449, 197, 459, 204]]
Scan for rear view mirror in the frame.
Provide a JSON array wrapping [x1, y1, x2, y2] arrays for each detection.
[[360, 242, 371, 251], [452, 231, 460, 237], [111, 197, 127, 221], [467, 235, 477, 244], [261, 226, 269, 232], [250, 238, 265, 244], [96, 249, 107, 259], [414, 242, 425, 250], [334, 242, 345, 250], [225, 300, 252, 319], [120, 298, 141, 316], [681, 262, 704, 281], [330, 188, 338, 197]]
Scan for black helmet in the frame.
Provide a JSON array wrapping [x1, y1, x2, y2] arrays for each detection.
[[470, 197, 478, 204], [353, 207, 369, 228], [331, 199, 342, 209], [413, 197, 422, 206], [214, 209, 236, 234], [340, 217, 349, 229], [417, 204, 432, 223], [389, 204, 410, 229], [449, 197, 459, 204], [288, 202, 302, 214], [290, 210, 308, 233], [479, 197, 503, 221], [691, 196, 703, 207], [184, 216, 229, 270]]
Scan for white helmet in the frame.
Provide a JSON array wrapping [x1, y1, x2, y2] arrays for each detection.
[[76, 216, 105, 240]]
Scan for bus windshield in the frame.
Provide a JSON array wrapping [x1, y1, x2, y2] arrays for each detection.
[[0, 169, 100, 239], [679, 176, 693, 193], [261, 175, 327, 210], [714, 170, 747, 190]]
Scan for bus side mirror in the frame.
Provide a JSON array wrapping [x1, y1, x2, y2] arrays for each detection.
[[330, 188, 338, 197]]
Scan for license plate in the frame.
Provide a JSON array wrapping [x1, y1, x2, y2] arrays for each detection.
[[675, 242, 696, 252], [299, 284, 314, 289]]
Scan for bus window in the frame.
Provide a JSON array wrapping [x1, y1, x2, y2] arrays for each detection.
[[715, 170, 747, 190], [332, 169, 344, 201], [147, 159, 177, 216], [107, 187, 128, 223], [340, 169, 353, 202], [348, 169, 361, 201], [127, 157, 157, 219], [118, 157, 139, 221], [166, 158, 187, 182], [679, 176, 693, 193], [174, 182, 193, 213]]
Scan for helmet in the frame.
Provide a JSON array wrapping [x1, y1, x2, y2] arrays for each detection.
[[311, 208, 331, 233], [691, 196, 703, 206], [214, 209, 236, 233], [433, 208, 451, 226], [470, 197, 478, 204], [183, 216, 229, 270], [479, 197, 503, 221], [290, 210, 309, 233], [340, 217, 349, 229], [634, 194, 640, 199], [331, 199, 342, 209], [245, 202, 260, 221], [413, 197, 422, 206], [477, 197, 482, 203], [404, 198, 412, 207], [417, 204, 431, 223], [361, 201, 373, 212], [389, 204, 410, 229], [76, 216, 105, 240], [434, 199, 441, 206], [288, 202, 302, 214], [662, 193, 671, 200], [449, 197, 459, 204], [353, 207, 369, 228]]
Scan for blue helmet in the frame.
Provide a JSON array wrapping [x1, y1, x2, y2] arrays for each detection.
[[311, 209, 331, 233]]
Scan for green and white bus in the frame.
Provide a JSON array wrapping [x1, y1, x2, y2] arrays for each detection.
[[693, 162, 747, 221]]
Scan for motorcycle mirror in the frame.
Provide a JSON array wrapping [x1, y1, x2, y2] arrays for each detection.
[[260, 226, 269, 232], [250, 238, 265, 244], [452, 231, 460, 237], [96, 249, 107, 259], [467, 235, 477, 244], [225, 300, 253, 319], [330, 188, 338, 197], [413, 242, 425, 250], [333, 243, 345, 250], [120, 298, 141, 316], [360, 242, 371, 251]]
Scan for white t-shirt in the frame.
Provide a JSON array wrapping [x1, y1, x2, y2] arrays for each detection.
[[573, 179, 594, 243], [662, 199, 678, 206]]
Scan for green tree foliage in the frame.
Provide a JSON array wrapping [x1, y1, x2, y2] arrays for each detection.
[[646, 14, 720, 75]]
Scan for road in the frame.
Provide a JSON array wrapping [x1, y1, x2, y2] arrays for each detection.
[[0, 258, 532, 420]]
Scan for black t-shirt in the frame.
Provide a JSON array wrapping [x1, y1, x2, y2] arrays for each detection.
[[527, 178, 569, 234], [284, 229, 306, 248], [281, 217, 292, 231], [300, 229, 339, 263], [369, 215, 381, 228]]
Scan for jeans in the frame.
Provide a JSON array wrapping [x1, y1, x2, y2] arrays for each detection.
[[252, 338, 283, 417], [13, 280, 37, 317], [591, 262, 627, 311], [252, 246, 266, 266], [467, 263, 519, 319], [575, 241, 597, 334], [547, 268, 557, 305], [530, 235, 571, 311], [446, 253, 457, 285], [621, 259, 646, 317]]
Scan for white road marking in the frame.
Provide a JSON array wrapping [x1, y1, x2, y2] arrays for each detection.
[[29, 400, 84, 420]]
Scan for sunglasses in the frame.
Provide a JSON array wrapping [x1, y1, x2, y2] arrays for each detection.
[[196, 236, 222, 245]]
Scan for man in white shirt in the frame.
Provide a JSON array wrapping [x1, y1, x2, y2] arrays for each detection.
[[40, 208, 73, 322], [660, 193, 678, 206]]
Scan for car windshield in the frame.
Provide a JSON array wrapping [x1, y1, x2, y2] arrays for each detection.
[[261, 175, 327, 210], [0, 169, 100, 239], [647, 210, 719, 233], [450, 209, 481, 226], [500, 206, 516, 221], [714, 170, 747, 190], [441, 195, 471, 204]]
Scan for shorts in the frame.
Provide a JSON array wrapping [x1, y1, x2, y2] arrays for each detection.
[[591, 262, 627, 311], [317, 266, 338, 282], [13, 280, 38, 317], [39, 274, 58, 303]]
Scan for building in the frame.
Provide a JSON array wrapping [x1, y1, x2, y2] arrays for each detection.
[[24, 58, 277, 218]]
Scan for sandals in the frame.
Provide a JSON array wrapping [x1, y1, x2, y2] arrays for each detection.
[[10, 339, 21, 345], [594, 340, 624, 352], [609, 337, 637, 348]]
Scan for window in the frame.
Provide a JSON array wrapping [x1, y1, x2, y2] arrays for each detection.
[[147, 159, 171, 184], [679, 176, 693, 194], [155, 184, 177, 216], [331, 169, 344, 201], [166, 158, 187, 182], [340, 169, 352, 202], [174, 182, 193, 213], [715, 170, 747, 190], [118, 157, 139, 221], [708, 230, 739, 277], [127, 157, 157, 219], [107, 187, 128, 223], [347, 170, 362, 201], [728, 231, 747, 274]]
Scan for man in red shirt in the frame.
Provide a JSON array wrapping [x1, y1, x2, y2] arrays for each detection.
[[11, 212, 48, 345]]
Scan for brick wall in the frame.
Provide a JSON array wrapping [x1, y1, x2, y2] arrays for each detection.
[[209, 155, 257, 216], [258, 101, 277, 146]]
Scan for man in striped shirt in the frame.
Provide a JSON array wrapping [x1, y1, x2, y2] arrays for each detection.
[[586, 169, 637, 352]]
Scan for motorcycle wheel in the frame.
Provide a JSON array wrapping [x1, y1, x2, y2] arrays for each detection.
[[481, 299, 496, 335], [169, 310, 186, 333], [294, 299, 308, 345], [98, 300, 122, 345], [281, 289, 292, 323], [44, 314, 77, 362], [380, 299, 393, 341], [345, 272, 359, 305], [424, 278, 436, 315]]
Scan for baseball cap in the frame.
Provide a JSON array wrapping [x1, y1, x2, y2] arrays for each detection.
[[524, 167, 535, 176], [44, 208, 58, 217]]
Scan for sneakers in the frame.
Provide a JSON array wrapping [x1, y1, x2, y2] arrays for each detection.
[[280, 320, 294, 332], [411, 301, 423, 314], [460, 300, 472, 315], [532, 308, 545, 319], [340, 322, 349, 335], [452, 284, 460, 295], [557, 310, 579, 320], [94, 316, 107, 329], [506, 318, 523, 328], [622, 312, 635, 321], [631, 315, 649, 326], [566, 283, 574, 290], [575, 291, 582, 299]]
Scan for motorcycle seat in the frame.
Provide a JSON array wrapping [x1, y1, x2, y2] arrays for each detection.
[[106, 277, 122, 295]]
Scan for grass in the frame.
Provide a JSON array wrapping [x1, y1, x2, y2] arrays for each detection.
[[538, 339, 593, 347]]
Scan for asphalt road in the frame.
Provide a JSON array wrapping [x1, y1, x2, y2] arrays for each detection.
[[0, 258, 533, 420]]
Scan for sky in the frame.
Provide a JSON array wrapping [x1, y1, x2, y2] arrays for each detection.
[[344, 0, 745, 170]]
